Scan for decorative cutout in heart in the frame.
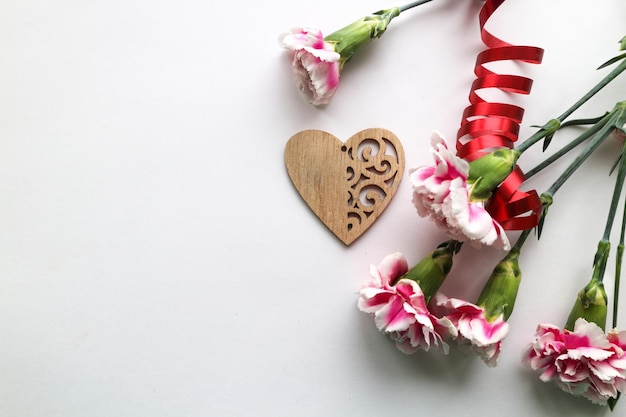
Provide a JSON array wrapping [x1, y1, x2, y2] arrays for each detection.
[[285, 128, 405, 245]]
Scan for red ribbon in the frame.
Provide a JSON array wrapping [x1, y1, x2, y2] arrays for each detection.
[[456, 0, 544, 230]]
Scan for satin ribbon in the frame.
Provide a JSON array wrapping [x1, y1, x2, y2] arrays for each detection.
[[456, 0, 544, 230]]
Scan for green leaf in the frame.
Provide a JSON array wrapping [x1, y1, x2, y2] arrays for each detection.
[[542, 133, 554, 152], [560, 114, 610, 128], [608, 392, 620, 411], [610, 154, 623, 176], [598, 52, 626, 70]]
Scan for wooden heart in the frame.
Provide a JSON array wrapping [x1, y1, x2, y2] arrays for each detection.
[[285, 128, 405, 245]]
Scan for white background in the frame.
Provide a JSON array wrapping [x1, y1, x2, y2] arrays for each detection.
[[2, 0, 626, 416]]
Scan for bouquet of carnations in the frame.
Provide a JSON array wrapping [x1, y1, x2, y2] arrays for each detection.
[[279, 0, 626, 410]]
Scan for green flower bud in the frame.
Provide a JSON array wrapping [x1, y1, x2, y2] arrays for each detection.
[[565, 279, 608, 331], [565, 240, 610, 331], [620, 35, 626, 51], [325, 8, 399, 70], [476, 249, 522, 322], [467, 148, 520, 202], [396, 240, 460, 302]]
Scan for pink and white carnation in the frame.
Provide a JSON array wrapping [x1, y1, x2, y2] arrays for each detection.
[[523, 318, 626, 405], [409, 132, 510, 250], [433, 293, 510, 366], [358, 252, 457, 354], [278, 28, 341, 106]]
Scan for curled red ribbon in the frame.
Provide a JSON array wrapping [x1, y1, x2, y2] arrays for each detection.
[[456, 0, 544, 230]]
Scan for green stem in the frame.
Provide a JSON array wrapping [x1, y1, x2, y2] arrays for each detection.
[[615, 239, 624, 329], [602, 142, 626, 241], [544, 112, 619, 196], [594, 241, 611, 285], [612, 144, 626, 329], [398, 0, 434, 12], [516, 121, 559, 154], [516, 58, 626, 154], [524, 113, 613, 179], [557, 58, 626, 122], [510, 228, 532, 253]]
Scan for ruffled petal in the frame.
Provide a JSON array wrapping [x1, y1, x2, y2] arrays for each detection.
[[435, 294, 508, 366], [410, 132, 509, 249], [523, 318, 626, 404], [377, 253, 409, 285], [358, 256, 453, 355], [279, 27, 341, 105]]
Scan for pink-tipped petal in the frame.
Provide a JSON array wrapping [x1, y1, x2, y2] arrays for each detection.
[[279, 27, 341, 105], [358, 254, 454, 354], [435, 294, 509, 366], [523, 318, 626, 405], [410, 132, 509, 249]]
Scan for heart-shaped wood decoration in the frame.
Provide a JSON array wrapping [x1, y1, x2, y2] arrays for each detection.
[[285, 128, 405, 245]]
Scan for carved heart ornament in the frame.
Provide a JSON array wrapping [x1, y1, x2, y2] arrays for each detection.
[[285, 128, 405, 245]]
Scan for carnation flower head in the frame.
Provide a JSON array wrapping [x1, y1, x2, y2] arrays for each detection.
[[410, 132, 513, 250], [523, 319, 626, 405], [522, 239, 626, 406], [433, 294, 509, 366], [430, 248, 522, 366], [279, 8, 400, 105], [358, 246, 459, 354], [278, 28, 341, 106]]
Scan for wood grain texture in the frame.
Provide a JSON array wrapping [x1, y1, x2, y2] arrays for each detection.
[[285, 128, 405, 245]]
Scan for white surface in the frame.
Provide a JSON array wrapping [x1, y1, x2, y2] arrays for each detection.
[[1, 0, 626, 415]]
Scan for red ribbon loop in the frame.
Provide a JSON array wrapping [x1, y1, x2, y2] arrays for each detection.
[[456, 0, 544, 230]]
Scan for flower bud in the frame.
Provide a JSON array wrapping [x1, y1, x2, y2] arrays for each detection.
[[476, 249, 522, 322], [395, 240, 460, 302], [565, 279, 608, 331], [467, 148, 520, 201], [324, 8, 399, 70], [565, 240, 610, 331]]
